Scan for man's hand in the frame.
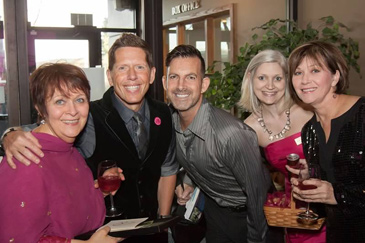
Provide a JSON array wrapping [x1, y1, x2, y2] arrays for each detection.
[[3, 130, 43, 169], [175, 183, 194, 205]]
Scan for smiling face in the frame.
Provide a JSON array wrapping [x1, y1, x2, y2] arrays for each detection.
[[39, 88, 89, 143], [107, 47, 156, 112], [163, 56, 210, 118], [291, 56, 339, 107], [252, 62, 286, 106]]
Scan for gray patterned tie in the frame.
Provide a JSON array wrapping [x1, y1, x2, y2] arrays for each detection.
[[133, 113, 148, 160]]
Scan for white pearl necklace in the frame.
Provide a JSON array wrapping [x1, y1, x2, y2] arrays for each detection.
[[257, 108, 291, 141]]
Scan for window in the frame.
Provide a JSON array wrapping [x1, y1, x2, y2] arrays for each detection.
[[163, 4, 235, 73]]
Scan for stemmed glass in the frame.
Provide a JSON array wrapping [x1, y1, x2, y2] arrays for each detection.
[[97, 160, 122, 217], [297, 163, 320, 225]]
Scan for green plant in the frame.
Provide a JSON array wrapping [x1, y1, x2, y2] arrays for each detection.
[[205, 16, 361, 118]]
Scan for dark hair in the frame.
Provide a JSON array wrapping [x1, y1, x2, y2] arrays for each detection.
[[288, 40, 349, 95], [108, 33, 153, 70], [165, 45, 206, 77], [30, 63, 90, 119]]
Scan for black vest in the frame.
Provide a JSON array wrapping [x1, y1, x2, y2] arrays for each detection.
[[87, 87, 173, 219]]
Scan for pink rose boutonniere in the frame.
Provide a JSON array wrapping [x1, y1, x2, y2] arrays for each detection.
[[154, 117, 161, 126]]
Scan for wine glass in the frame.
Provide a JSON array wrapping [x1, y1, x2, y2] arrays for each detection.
[[297, 163, 320, 225], [97, 160, 122, 217]]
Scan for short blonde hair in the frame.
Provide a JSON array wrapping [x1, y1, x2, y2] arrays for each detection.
[[237, 49, 292, 115]]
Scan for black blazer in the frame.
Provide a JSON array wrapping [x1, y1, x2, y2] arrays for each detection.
[[87, 87, 173, 219]]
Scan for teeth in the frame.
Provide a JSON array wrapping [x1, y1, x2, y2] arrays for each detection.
[[176, 94, 188, 98], [125, 85, 139, 91], [63, 120, 78, 124], [263, 92, 276, 96], [302, 88, 316, 92]]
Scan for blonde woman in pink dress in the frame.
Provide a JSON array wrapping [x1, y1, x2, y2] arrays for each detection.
[[238, 50, 326, 243]]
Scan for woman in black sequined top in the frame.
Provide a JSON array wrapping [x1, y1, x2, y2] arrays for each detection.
[[287, 40, 365, 243]]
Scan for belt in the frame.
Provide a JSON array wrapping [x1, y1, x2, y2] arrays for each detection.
[[225, 205, 247, 213]]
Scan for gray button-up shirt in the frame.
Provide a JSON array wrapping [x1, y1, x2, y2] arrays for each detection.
[[173, 98, 270, 242]]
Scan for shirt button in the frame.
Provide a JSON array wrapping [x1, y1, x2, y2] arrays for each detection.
[[138, 180, 142, 185], [140, 195, 144, 199]]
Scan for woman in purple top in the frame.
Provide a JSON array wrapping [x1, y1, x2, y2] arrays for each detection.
[[0, 63, 121, 242]]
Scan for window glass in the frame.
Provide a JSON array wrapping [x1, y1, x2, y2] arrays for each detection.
[[0, 0, 8, 134], [28, 0, 136, 28], [167, 27, 177, 52], [34, 39, 89, 68], [185, 21, 206, 62], [214, 15, 231, 72]]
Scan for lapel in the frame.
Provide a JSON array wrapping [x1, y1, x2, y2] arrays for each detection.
[[105, 108, 140, 160], [101, 87, 140, 160], [101, 89, 165, 164], [144, 98, 161, 164]]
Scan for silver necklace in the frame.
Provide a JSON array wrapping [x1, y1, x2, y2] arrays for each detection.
[[257, 107, 291, 141]]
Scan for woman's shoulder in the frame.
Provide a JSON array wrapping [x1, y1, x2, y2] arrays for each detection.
[[291, 103, 313, 117], [291, 103, 313, 121]]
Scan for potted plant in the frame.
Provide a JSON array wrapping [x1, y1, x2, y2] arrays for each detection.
[[205, 16, 361, 118]]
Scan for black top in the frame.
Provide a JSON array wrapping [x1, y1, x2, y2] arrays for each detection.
[[313, 97, 364, 183], [301, 96, 365, 242]]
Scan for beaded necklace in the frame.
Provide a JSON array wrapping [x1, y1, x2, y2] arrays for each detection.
[[257, 107, 291, 141]]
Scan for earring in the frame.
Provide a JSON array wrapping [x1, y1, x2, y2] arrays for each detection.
[[333, 94, 337, 99], [40, 119, 45, 125]]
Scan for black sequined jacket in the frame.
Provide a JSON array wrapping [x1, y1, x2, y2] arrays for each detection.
[[301, 97, 365, 243]]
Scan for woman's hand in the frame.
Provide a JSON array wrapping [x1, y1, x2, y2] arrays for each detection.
[[94, 168, 125, 197], [85, 226, 123, 242], [291, 177, 338, 205], [175, 183, 194, 205], [285, 158, 307, 178]]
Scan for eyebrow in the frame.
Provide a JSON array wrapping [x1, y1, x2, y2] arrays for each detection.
[[187, 73, 197, 76]]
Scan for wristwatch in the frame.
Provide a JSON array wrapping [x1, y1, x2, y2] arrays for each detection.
[[0, 127, 17, 154]]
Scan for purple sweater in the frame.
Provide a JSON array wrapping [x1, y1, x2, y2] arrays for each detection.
[[0, 132, 105, 242]]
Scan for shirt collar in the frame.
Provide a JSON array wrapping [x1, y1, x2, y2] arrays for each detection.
[[111, 91, 148, 123], [173, 98, 209, 140]]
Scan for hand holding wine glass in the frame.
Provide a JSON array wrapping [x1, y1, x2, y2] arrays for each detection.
[[296, 163, 321, 225], [98, 160, 123, 217]]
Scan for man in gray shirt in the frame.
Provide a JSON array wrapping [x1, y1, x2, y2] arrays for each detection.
[[162, 45, 271, 243]]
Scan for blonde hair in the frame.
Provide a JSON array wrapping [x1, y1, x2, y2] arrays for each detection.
[[237, 49, 292, 115]]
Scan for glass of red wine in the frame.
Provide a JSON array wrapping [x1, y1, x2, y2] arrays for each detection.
[[97, 160, 122, 217], [297, 163, 320, 225]]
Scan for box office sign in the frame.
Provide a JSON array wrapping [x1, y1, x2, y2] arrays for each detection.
[[172, 0, 201, 15]]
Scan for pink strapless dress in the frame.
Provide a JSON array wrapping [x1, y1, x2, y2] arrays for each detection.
[[264, 132, 326, 243]]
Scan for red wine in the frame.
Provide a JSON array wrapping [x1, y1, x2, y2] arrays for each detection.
[[299, 182, 317, 190], [98, 176, 121, 193]]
